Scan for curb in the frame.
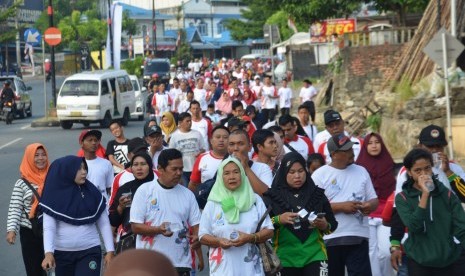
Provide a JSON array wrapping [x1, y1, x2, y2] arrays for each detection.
[[31, 117, 61, 128]]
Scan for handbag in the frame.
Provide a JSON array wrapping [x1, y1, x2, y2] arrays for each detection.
[[22, 178, 43, 237], [255, 206, 282, 276], [115, 233, 136, 254]]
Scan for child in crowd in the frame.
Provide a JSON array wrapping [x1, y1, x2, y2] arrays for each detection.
[[307, 153, 325, 174]]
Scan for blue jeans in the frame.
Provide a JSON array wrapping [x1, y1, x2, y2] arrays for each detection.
[[397, 255, 408, 276]]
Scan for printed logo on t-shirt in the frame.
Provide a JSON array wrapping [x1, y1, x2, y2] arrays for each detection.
[[89, 261, 97, 270], [320, 261, 329, 276], [215, 212, 225, 226], [150, 198, 160, 211], [244, 245, 261, 273], [174, 226, 190, 257], [113, 145, 129, 165]]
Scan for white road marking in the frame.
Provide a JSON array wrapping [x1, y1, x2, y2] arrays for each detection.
[[0, 138, 23, 150], [20, 124, 30, 130]]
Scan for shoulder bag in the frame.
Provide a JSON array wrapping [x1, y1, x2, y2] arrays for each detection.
[[255, 206, 282, 276], [21, 178, 43, 237]]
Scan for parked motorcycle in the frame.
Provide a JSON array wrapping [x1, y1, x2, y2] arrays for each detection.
[[0, 100, 14, 124]]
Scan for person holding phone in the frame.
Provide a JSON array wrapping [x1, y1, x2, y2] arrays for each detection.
[[263, 152, 337, 275], [109, 152, 155, 253]]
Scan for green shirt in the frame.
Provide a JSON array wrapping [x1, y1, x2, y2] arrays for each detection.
[[273, 225, 328, 267]]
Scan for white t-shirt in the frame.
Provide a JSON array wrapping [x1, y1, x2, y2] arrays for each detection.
[[261, 85, 277, 109], [283, 135, 315, 161], [278, 87, 293, 108], [152, 93, 172, 115], [251, 161, 273, 188], [311, 164, 377, 240], [152, 146, 168, 169], [191, 118, 211, 151], [199, 195, 273, 276], [178, 99, 191, 114], [395, 166, 451, 196], [313, 129, 331, 153], [86, 157, 114, 202], [130, 180, 201, 268], [190, 151, 223, 184], [194, 88, 208, 111], [302, 123, 319, 142], [169, 129, 206, 172], [169, 87, 183, 112], [299, 86, 317, 102]]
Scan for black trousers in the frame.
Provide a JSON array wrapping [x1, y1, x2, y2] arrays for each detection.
[[407, 257, 454, 276], [262, 108, 276, 122], [326, 240, 372, 276], [281, 260, 329, 276], [280, 107, 290, 116], [54, 245, 102, 276], [19, 227, 46, 276]]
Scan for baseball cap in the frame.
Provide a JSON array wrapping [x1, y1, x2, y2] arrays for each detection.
[[254, 75, 260, 80], [419, 124, 447, 146], [324, 110, 342, 125], [79, 129, 102, 143], [127, 137, 148, 154], [327, 134, 357, 153], [145, 125, 162, 137], [228, 116, 249, 128]]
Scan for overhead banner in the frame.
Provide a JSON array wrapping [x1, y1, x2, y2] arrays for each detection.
[[310, 18, 356, 44]]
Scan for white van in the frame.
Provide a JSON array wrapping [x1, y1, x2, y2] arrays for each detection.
[[57, 70, 136, 129]]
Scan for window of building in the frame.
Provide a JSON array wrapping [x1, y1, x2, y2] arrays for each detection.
[[217, 20, 226, 34], [198, 22, 208, 36]]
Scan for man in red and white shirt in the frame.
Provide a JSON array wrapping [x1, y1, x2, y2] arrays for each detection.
[[188, 125, 229, 192], [190, 100, 212, 151], [279, 114, 315, 161], [250, 75, 263, 111], [316, 109, 363, 163], [151, 83, 172, 116]]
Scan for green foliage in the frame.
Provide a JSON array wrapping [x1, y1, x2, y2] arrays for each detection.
[[122, 10, 139, 36], [0, 2, 21, 44], [265, 11, 304, 41], [225, 0, 280, 41], [175, 30, 192, 68], [370, 0, 429, 26], [121, 56, 144, 77], [395, 78, 414, 101], [366, 113, 382, 132], [328, 55, 343, 74]]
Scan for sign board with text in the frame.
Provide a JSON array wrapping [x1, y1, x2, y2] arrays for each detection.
[[134, 38, 144, 55], [310, 18, 356, 44]]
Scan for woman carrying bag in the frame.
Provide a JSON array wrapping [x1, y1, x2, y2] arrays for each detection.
[[6, 143, 50, 276]]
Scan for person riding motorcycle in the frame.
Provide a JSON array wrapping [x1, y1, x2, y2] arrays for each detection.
[[0, 80, 16, 110]]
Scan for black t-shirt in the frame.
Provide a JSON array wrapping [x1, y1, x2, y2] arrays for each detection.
[[106, 140, 130, 167]]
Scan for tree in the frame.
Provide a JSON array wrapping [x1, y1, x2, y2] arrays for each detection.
[[174, 30, 192, 68], [122, 10, 139, 37], [370, 0, 429, 26], [0, 2, 20, 44], [266, 10, 308, 41], [225, 0, 280, 41]]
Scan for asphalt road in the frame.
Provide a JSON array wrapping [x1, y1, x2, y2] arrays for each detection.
[[0, 76, 212, 275]]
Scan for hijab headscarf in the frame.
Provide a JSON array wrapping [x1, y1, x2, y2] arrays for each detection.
[[160, 112, 177, 141], [356, 133, 395, 200], [264, 152, 326, 242], [208, 157, 256, 224], [216, 93, 232, 114], [20, 143, 50, 218], [243, 89, 257, 106], [39, 156, 106, 226]]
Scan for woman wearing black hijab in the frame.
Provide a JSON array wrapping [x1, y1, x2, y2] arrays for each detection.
[[264, 152, 338, 276], [40, 156, 114, 276], [109, 152, 155, 250]]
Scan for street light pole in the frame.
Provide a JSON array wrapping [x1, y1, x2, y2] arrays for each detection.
[[107, 0, 113, 67], [152, 0, 156, 56], [48, 0, 57, 107]]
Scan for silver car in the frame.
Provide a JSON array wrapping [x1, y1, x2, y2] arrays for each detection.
[[0, 76, 32, 118], [129, 75, 147, 121]]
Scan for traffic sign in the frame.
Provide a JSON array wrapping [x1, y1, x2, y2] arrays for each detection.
[[423, 27, 465, 68], [24, 28, 41, 47], [44, 27, 62, 46]]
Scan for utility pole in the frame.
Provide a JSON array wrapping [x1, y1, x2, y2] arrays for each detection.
[[107, 0, 113, 67], [152, 0, 156, 56], [48, 0, 57, 106]]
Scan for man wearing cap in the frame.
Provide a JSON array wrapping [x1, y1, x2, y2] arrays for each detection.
[[312, 133, 378, 276], [314, 109, 363, 163], [145, 125, 168, 169], [79, 130, 114, 202]]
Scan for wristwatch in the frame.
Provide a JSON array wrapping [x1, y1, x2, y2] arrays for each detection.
[[390, 246, 401, 253]]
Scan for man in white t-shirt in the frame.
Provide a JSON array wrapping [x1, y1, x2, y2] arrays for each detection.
[[190, 100, 212, 151], [315, 109, 363, 163], [169, 78, 183, 113], [312, 133, 378, 276], [79, 129, 113, 202], [193, 78, 208, 112], [130, 149, 202, 275], [299, 79, 318, 103], [261, 76, 278, 122], [278, 79, 293, 116], [298, 104, 318, 142], [169, 112, 206, 187], [227, 129, 272, 195], [250, 75, 263, 111]]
